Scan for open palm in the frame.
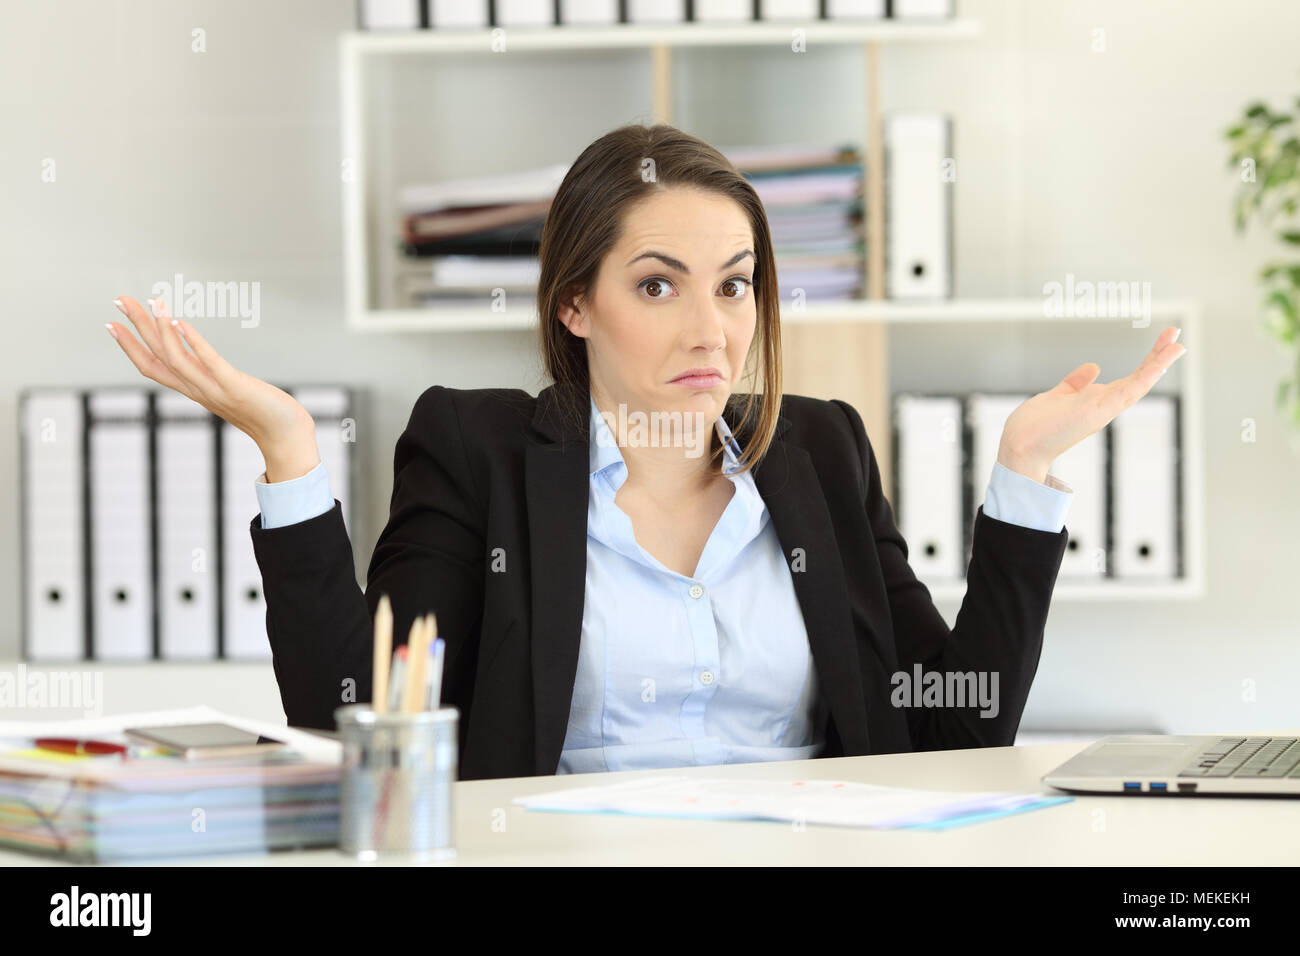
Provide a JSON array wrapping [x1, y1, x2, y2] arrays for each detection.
[[998, 326, 1188, 480]]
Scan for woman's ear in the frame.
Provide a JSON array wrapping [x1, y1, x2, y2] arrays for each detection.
[[556, 285, 591, 339]]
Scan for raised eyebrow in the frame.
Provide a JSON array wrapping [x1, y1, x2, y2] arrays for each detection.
[[626, 249, 755, 275]]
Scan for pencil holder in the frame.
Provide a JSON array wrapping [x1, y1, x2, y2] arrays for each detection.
[[334, 704, 458, 862]]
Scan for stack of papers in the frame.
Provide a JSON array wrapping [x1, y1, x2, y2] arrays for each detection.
[[514, 776, 1072, 830], [720, 141, 866, 301], [0, 706, 342, 862]]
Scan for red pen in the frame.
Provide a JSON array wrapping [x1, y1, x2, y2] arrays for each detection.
[[34, 737, 128, 757]]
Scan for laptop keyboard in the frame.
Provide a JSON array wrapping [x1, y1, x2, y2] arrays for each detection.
[[1177, 737, 1300, 778]]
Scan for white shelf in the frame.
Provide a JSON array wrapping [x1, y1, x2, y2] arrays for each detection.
[[340, 20, 982, 55], [339, 19, 983, 328]]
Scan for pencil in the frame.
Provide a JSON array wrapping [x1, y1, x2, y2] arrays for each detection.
[[372, 594, 393, 715], [401, 614, 431, 714]]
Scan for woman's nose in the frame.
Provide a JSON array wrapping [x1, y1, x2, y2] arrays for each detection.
[[685, 298, 727, 349]]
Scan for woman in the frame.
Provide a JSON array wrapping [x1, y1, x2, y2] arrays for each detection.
[[106, 124, 1187, 781]]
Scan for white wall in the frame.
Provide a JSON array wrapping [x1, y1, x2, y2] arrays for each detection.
[[1, 0, 1296, 735]]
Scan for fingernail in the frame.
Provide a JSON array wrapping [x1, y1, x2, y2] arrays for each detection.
[[1171, 327, 1182, 343], [112, 298, 127, 316], [147, 298, 158, 315], [105, 323, 118, 340], [1159, 367, 1167, 378], [171, 318, 185, 337]]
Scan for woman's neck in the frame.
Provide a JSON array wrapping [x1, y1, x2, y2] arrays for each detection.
[[591, 389, 726, 504]]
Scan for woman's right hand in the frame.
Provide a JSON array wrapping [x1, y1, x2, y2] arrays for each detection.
[[106, 295, 321, 480]]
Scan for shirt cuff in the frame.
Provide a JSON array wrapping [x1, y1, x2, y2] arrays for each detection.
[[255, 459, 334, 530], [981, 460, 1073, 533]]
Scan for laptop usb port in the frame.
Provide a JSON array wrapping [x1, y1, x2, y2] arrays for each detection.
[[1150, 782, 1167, 791], [1177, 782, 1197, 792], [1123, 781, 1141, 790]]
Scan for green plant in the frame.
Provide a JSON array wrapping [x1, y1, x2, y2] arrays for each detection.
[[1225, 93, 1300, 428]]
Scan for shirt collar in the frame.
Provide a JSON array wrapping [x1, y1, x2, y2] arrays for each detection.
[[589, 392, 743, 482]]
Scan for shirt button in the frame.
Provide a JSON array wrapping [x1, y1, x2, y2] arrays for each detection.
[[700, 670, 715, 685], [688, 583, 704, 599]]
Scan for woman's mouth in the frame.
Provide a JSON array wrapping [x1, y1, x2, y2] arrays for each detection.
[[670, 368, 724, 388]]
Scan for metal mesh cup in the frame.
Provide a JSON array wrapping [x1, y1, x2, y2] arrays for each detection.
[[335, 704, 458, 862]]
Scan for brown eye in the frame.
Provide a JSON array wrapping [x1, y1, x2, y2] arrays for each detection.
[[720, 277, 752, 299], [639, 277, 676, 299]]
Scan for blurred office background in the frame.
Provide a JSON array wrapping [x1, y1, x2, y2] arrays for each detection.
[[1, 0, 1297, 740]]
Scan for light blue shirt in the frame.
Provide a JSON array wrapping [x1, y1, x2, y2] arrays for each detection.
[[253, 394, 1073, 772], [556, 394, 826, 773]]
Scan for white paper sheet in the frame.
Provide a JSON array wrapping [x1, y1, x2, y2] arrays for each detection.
[[514, 775, 1071, 829]]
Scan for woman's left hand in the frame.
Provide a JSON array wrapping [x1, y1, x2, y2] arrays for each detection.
[[997, 326, 1188, 483]]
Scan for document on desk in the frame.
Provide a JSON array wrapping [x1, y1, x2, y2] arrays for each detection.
[[514, 776, 1072, 830]]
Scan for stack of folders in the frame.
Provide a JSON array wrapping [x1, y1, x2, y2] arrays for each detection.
[[358, 0, 951, 30], [0, 707, 340, 862], [19, 385, 357, 662], [892, 392, 1182, 584], [722, 142, 866, 302], [395, 163, 570, 308]]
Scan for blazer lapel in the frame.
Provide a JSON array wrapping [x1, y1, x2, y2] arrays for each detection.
[[526, 383, 871, 775], [746, 435, 873, 758], [526, 383, 591, 776]]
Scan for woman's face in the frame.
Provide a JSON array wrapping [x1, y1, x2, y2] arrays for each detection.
[[563, 186, 758, 440]]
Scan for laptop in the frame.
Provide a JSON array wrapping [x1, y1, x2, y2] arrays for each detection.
[[1042, 735, 1300, 795]]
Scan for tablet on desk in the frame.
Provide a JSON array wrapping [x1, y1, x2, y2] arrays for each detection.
[[124, 722, 288, 760]]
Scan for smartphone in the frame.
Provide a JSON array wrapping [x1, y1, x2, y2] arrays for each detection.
[[123, 722, 289, 760]]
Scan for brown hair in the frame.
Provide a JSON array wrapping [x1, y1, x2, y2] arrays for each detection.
[[536, 123, 782, 477]]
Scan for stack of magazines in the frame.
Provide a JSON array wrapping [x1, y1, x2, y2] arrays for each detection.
[[721, 142, 866, 302], [395, 162, 570, 308], [0, 706, 341, 862]]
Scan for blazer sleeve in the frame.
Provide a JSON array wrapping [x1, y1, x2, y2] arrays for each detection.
[[832, 399, 1069, 751], [249, 385, 486, 730]]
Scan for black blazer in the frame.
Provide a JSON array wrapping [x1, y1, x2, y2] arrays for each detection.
[[250, 381, 1069, 780]]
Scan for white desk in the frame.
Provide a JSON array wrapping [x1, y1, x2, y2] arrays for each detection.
[[5, 733, 1298, 866]]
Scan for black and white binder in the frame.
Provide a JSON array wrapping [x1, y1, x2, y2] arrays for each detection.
[[1111, 394, 1180, 579], [560, 0, 618, 24], [893, 393, 964, 581], [87, 388, 153, 660], [759, 0, 819, 19], [156, 391, 219, 660], [1053, 430, 1105, 578], [628, 0, 686, 23], [695, 0, 751, 20], [20, 389, 86, 660], [358, 0, 423, 30], [890, 0, 953, 18], [220, 419, 272, 660], [431, 0, 488, 28], [496, 0, 553, 27], [885, 111, 952, 299], [828, 0, 886, 19]]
